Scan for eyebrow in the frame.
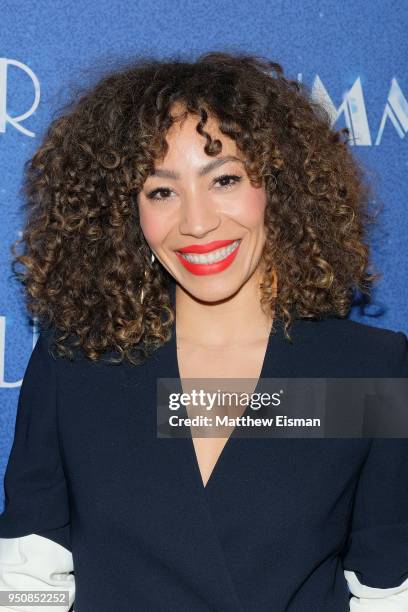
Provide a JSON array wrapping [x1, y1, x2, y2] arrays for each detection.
[[150, 155, 244, 179]]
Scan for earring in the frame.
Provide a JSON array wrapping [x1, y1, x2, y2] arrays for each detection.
[[140, 251, 155, 304]]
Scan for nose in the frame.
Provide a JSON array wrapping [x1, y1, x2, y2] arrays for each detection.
[[178, 189, 221, 238]]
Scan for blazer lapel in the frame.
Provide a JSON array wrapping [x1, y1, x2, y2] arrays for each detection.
[[148, 322, 245, 610]]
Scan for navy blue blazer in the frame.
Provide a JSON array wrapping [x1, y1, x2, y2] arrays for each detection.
[[1, 289, 408, 611]]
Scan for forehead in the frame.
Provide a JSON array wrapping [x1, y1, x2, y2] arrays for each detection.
[[163, 108, 239, 156]]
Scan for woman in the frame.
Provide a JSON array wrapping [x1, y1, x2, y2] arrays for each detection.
[[0, 51, 407, 611]]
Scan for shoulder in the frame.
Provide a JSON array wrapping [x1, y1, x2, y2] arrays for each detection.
[[298, 315, 406, 346], [19, 328, 58, 382], [291, 316, 408, 377], [36, 326, 116, 365]]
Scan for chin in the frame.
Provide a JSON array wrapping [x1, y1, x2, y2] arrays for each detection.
[[180, 279, 244, 304]]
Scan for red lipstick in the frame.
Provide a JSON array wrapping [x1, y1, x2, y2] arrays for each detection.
[[176, 239, 237, 254], [175, 239, 241, 276]]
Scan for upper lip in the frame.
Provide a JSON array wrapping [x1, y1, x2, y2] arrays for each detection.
[[176, 239, 239, 254]]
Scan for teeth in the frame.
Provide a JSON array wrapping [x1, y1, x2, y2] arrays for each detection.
[[180, 240, 240, 264]]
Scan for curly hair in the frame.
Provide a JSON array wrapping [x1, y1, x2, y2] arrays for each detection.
[[11, 50, 380, 365]]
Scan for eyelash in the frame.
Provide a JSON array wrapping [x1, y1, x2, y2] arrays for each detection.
[[146, 174, 243, 201]]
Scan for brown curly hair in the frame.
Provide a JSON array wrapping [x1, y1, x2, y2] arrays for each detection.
[[11, 50, 381, 365]]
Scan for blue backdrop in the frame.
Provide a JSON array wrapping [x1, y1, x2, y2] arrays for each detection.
[[1, 0, 407, 509]]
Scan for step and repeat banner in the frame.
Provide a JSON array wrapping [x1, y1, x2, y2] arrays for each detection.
[[0, 0, 407, 501]]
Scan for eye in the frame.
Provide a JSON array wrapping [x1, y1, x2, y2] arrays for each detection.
[[213, 174, 242, 189], [145, 174, 243, 202], [146, 187, 174, 201]]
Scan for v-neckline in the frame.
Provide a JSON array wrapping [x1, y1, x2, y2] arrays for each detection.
[[168, 282, 278, 491]]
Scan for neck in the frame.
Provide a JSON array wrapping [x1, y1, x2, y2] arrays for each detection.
[[174, 266, 276, 348]]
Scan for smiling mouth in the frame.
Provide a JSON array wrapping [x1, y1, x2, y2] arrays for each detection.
[[176, 239, 241, 264]]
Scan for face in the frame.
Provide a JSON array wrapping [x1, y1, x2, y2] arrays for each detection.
[[137, 107, 268, 303]]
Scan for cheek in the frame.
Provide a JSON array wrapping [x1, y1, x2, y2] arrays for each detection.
[[138, 203, 169, 247], [231, 186, 266, 228]]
